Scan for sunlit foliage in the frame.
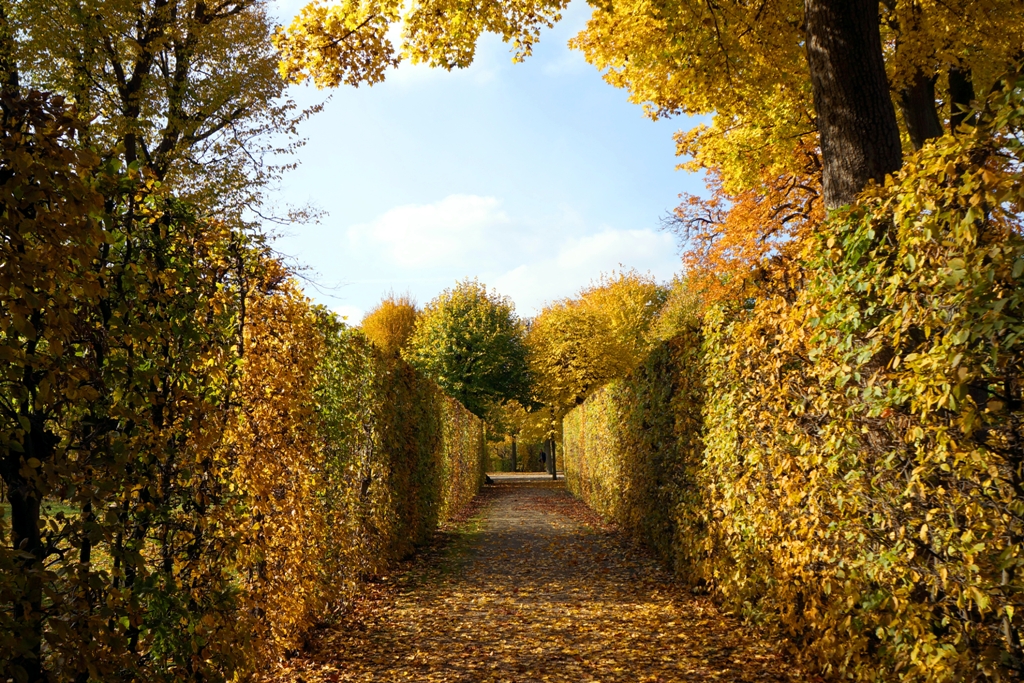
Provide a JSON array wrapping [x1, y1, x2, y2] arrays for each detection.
[[484, 400, 551, 472], [573, 0, 1024, 192], [405, 279, 531, 420], [528, 271, 666, 417], [274, 0, 570, 88], [361, 292, 419, 355], [649, 277, 702, 342], [9, 0, 312, 222], [0, 91, 485, 681], [277, 0, 1024, 199], [665, 147, 823, 306], [563, 73, 1024, 681]]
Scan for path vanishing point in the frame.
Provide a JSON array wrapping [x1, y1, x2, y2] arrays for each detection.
[[269, 474, 810, 683]]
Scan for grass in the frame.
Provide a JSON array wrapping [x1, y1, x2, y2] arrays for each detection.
[[1, 499, 82, 530], [1, 499, 114, 573]]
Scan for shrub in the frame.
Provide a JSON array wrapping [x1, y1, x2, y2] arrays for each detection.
[[360, 293, 418, 355], [562, 71, 1024, 681], [0, 94, 486, 682]]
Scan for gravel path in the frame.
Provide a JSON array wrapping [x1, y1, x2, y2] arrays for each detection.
[[270, 474, 805, 682]]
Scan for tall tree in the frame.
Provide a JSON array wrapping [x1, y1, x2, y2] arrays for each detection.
[[804, 0, 902, 207], [8, 0, 313, 221], [405, 280, 531, 419], [0, 90, 106, 683]]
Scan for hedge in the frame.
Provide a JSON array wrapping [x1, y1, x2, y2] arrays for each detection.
[[0, 93, 485, 682], [562, 75, 1024, 681]]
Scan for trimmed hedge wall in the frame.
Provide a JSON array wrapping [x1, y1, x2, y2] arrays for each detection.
[[0, 98, 485, 683], [563, 82, 1024, 681]]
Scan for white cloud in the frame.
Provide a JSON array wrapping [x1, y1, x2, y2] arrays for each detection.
[[492, 228, 679, 316], [333, 305, 365, 325], [347, 194, 511, 267], [336, 195, 681, 319]]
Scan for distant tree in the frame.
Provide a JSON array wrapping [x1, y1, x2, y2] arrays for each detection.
[[405, 280, 531, 419], [528, 303, 619, 417], [578, 270, 667, 365], [528, 271, 667, 417], [361, 293, 418, 355]]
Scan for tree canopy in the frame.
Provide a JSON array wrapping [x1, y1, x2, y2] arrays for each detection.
[[528, 271, 666, 417], [276, 0, 1024, 208], [404, 280, 532, 419], [361, 292, 419, 355], [8, 0, 311, 223]]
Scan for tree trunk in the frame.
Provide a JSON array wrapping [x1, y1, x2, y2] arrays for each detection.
[[548, 438, 557, 480], [0, 1, 20, 101], [898, 69, 943, 150], [949, 65, 976, 132], [511, 435, 517, 473], [7, 487, 46, 682], [804, 0, 903, 208], [2, 413, 56, 683]]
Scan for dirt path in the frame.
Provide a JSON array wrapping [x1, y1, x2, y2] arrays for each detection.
[[272, 474, 804, 682]]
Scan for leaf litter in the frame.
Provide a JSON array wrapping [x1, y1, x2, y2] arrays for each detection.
[[265, 474, 809, 682]]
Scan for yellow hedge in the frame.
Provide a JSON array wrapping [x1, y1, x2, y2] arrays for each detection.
[[0, 93, 485, 682], [563, 389, 622, 521], [563, 74, 1024, 681], [224, 279, 488, 664]]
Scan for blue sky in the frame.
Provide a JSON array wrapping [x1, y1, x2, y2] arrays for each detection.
[[268, 0, 706, 322]]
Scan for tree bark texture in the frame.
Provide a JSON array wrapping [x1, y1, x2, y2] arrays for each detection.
[[804, 0, 903, 208], [1, 413, 56, 683], [898, 69, 944, 150], [949, 65, 976, 132]]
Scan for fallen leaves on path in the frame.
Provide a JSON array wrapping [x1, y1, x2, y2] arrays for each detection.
[[266, 476, 807, 682]]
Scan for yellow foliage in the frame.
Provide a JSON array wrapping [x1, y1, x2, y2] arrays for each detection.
[[278, 0, 1024, 202], [0, 93, 487, 679], [572, 0, 1024, 193], [361, 292, 419, 355], [650, 277, 702, 342], [274, 0, 401, 88], [528, 270, 666, 417], [485, 401, 550, 471], [232, 273, 329, 654], [563, 71, 1024, 681], [275, 0, 569, 88], [666, 150, 823, 307], [11, 0, 299, 221], [234, 280, 488, 660]]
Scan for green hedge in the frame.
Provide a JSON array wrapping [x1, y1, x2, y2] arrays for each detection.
[[562, 332, 704, 570], [562, 78, 1024, 681]]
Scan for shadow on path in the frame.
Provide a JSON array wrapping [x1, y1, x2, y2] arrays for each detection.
[[270, 475, 805, 682]]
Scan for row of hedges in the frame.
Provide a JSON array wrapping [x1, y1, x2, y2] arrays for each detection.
[[562, 78, 1024, 680], [0, 93, 485, 683], [563, 331, 704, 563]]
